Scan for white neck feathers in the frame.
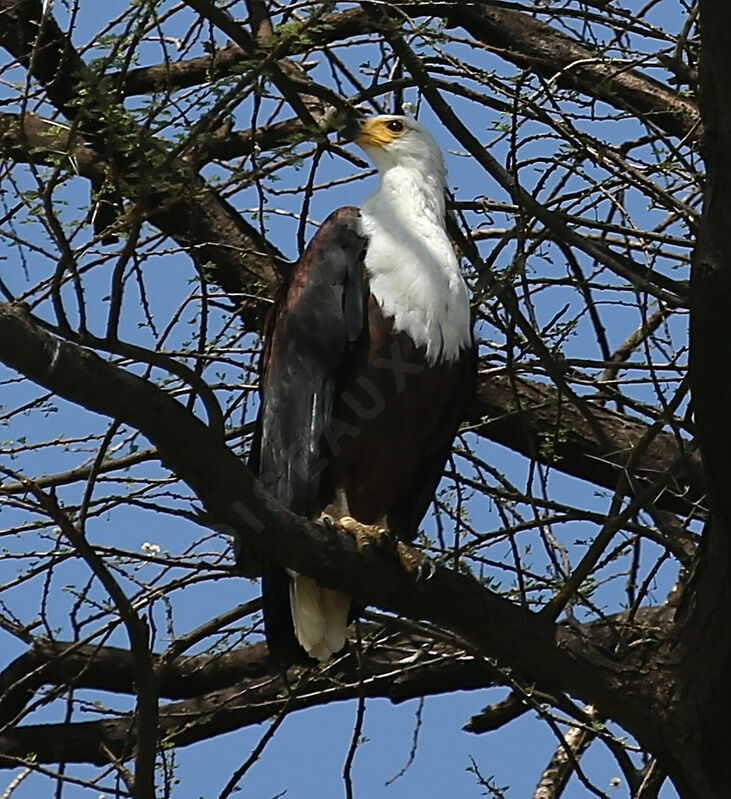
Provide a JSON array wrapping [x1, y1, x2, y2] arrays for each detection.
[[359, 160, 471, 364]]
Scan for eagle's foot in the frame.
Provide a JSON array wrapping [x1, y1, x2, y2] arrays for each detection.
[[318, 513, 430, 578], [396, 541, 435, 582], [338, 515, 396, 553]]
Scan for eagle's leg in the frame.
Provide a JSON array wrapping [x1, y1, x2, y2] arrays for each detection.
[[319, 512, 395, 552], [317, 489, 394, 551]]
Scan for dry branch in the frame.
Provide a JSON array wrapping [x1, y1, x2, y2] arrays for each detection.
[[0, 301, 675, 763], [0, 609, 670, 767], [118, 4, 699, 141]]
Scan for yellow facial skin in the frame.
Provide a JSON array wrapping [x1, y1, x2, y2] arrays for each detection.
[[356, 117, 406, 148]]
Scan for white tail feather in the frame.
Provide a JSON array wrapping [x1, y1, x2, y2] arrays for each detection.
[[289, 574, 350, 660]]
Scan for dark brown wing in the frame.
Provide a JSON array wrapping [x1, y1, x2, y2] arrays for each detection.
[[248, 206, 368, 662], [250, 206, 367, 514]]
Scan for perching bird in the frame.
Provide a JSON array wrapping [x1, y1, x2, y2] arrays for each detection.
[[249, 115, 475, 663]]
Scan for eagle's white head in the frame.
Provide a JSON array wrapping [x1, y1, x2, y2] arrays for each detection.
[[345, 114, 447, 187]]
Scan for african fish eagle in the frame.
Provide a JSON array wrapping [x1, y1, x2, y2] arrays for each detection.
[[249, 115, 475, 663]]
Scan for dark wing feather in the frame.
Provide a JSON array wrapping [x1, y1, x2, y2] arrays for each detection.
[[253, 206, 367, 514], [248, 206, 368, 662]]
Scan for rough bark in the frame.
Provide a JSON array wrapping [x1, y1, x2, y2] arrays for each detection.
[[0, 302, 677, 766], [0, 611, 672, 767], [671, 1, 731, 796]]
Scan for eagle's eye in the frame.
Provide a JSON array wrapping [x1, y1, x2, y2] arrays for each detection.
[[386, 119, 405, 133]]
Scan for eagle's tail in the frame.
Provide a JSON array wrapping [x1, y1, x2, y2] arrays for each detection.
[[289, 574, 350, 661]]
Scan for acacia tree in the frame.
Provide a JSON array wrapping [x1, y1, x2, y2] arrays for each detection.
[[0, 0, 725, 796]]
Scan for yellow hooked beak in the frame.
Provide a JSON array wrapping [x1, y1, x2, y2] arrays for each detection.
[[357, 117, 395, 148]]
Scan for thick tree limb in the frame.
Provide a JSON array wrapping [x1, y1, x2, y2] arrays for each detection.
[[0, 609, 671, 767], [0, 301, 675, 762], [472, 373, 704, 519], [0, 642, 487, 766], [670, 2, 731, 797], [0, 112, 105, 182]]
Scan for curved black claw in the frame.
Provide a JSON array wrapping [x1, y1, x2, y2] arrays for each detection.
[[395, 541, 434, 580], [317, 514, 338, 532], [414, 557, 436, 582]]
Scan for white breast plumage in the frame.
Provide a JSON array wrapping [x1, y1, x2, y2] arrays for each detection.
[[359, 162, 471, 365]]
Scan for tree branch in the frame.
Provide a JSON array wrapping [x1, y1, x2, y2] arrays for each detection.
[[0, 609, 672, 767], [471, 373, 704, 520], [0, 300, 673, 759], [117, 4, 699, 142]]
